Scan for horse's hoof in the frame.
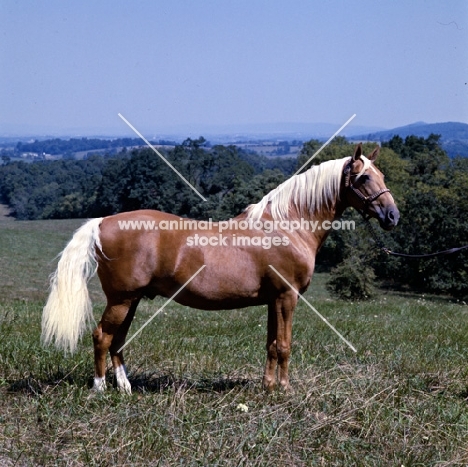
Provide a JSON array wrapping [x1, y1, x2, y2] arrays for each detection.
[[115, 366, 132, 394], [280, 383, 294, 393], [91, 376, 107, 392], [262, 379, 276, 392], [117, 383, 132, 395]]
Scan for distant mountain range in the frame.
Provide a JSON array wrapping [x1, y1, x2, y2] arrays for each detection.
[[141, 122, 387, 143], [350, 121, 468, 157], [2, 120, 467, 157], [0, 121, 384, 141]]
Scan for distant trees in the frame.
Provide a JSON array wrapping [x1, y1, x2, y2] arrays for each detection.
[[14, 137, 173, 156], [0, 156, 106, 219], [378, 134, 468, 297], [0, 139, 289, 221]]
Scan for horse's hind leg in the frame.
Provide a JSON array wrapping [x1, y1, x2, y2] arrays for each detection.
[[92, 296, 140, 394], [109, 298, 141, 393]]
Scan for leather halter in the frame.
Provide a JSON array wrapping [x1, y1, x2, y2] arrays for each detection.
[[343, 161, 390, 215]]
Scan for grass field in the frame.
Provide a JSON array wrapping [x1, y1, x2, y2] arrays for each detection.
[[1, 216, 468, 466]]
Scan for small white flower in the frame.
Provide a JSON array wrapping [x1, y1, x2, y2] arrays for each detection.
[[236, 403, 249, 413]]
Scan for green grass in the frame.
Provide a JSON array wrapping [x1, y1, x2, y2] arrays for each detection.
[[1, 218, 468, 466]]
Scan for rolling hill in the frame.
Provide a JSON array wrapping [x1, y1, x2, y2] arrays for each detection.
[[351, 121, 468, 157]]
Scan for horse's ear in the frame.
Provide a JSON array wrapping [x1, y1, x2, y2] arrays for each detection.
[[352, 143, 363, 161], [368, 146, 380, 162]]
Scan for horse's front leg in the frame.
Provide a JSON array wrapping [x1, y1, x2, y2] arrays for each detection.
[[263, 303, 278, 391], [263, 290, 297, 391]]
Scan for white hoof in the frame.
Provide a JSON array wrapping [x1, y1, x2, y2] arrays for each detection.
[[92, 376, 106, 392], [115, 365, 132, 395]]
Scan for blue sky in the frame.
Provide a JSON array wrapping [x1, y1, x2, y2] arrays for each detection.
[[1, 0, 467, 137]]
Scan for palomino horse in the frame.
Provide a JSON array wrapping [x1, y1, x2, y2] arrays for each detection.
[[42, 144, 399, 393]]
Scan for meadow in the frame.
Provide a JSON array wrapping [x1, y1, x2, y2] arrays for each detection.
[[0, 215, 468, 466]]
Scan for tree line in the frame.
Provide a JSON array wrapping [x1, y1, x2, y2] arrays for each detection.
[[14, 137, 176, 156], [0, 138, 295, 220], [0, 135, 466, 298]]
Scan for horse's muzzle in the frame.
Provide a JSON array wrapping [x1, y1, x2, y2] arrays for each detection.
[[380, 206, 400, 231]]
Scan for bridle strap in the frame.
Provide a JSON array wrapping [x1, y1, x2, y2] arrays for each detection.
[[350, 185, 390, 205], [343, 162, 390, 210]]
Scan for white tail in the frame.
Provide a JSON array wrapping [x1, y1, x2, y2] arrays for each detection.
[[42, 218, 103, 353]]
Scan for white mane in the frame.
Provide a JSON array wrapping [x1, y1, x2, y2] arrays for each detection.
[[244, 155, 374, 221]]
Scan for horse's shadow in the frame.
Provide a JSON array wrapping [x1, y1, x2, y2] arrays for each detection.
[[8, 377, 44, 396], [6, 371, 254, 396], [7, 370, 76, 396], [126, 372, 254, 394]]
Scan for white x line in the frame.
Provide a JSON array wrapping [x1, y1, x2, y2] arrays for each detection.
[[114, 114, 358, 354], [118, 113, 207, 201], [293, 113, 356, 176], [117, 265, 206, 353], [268, 265, 357, 353], [264, 114, 356, 206]]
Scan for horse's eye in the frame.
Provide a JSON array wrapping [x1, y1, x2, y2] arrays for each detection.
[[360, 174, 370, 182]]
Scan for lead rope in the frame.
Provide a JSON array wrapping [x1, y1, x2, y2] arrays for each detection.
[[359, 213, 468, 258]]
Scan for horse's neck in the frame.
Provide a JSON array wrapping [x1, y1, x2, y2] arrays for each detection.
[[290, 199, 348, 253], [237, 191, 349, 252]]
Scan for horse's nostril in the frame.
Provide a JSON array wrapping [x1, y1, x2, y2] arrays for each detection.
[[386, 208, 400, 225]]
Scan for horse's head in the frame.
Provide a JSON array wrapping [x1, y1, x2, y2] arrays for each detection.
[[343, 143, 400, 231]]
